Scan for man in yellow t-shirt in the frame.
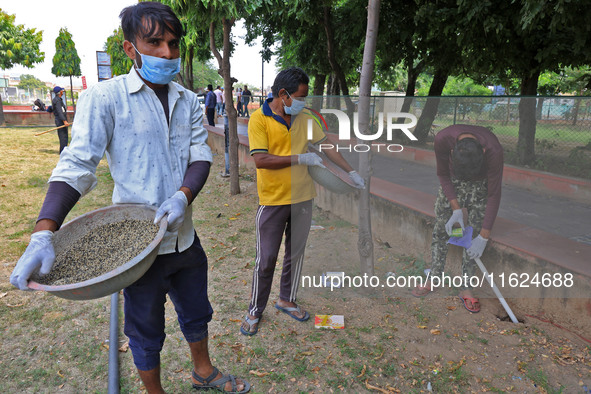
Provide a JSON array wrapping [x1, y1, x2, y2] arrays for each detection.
[[241, 67, 364, 336]]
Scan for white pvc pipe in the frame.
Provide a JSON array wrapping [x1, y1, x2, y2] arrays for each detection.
[[474, 257, 519, 324]]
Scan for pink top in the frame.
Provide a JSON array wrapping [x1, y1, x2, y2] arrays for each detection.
[[434, 124, 504, 231]]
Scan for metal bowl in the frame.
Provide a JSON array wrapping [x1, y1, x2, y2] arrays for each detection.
[[28, 204, 167, 300], [307, 145, 357, 194]]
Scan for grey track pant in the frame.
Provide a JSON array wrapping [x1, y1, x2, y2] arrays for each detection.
[[248, 200, 313, 317]]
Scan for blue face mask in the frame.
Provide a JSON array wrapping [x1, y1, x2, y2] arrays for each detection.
[[283, 92, 306, 115], [132, 43, 181, 85]]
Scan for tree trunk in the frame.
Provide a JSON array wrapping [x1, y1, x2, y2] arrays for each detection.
[[69, 75, 75, 113], [536, 97, 544, 120], [0, 94, 5, 126], [322, 6, 355, 114], [326, 73, 339, 112], [571, 95, 581, 126], [413, 68, 449, 143], [517, 70, 539, 165], [313, 73, 326, 96], [399, 59, 424, 118], [210, 18, 240, 195], [311, 73, 326, 111], [356, 0, 380, 276]]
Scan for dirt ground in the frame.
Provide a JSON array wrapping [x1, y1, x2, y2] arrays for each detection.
[[1, 127, 590, 393]]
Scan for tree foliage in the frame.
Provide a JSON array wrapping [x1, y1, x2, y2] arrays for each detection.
[[51, 28, 81, 77], [162, 0, 263, 195], [0, 8, 44, 69], [17, 74, 48, 93], [52, 27, 81, 108], [105, 27, 132, 77]]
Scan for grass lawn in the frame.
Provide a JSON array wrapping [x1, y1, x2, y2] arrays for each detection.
[[1, 127, 589, 393]]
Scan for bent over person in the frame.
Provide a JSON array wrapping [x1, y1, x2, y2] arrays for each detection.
[[240, 67, 365, 336], [413, 124, 503, 314], [10, 3, 249, 393]]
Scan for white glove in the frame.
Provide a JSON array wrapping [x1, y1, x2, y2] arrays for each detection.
[[154, 191, 188, 232], [10, 230, 55, 291], [445, 209, 465, 235], [297, 153, 326, 168], [467, 235, 488, 259], [348, 171, 365, 189]]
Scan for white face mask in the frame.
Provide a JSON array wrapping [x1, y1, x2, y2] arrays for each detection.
[[282, 91, 306, 115]]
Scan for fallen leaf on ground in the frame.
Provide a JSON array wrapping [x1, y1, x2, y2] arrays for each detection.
[[229, 318, 242, 323], [417, 325, 427, 329], [357, 364, 367, 378], [430, 329, 441, 335], [119, 342, 129, 352], [249, 370, 270, 377], [365, 379, 389, 393]]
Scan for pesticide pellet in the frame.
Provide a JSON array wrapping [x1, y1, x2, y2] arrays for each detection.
[[34, 219, 159, 286]]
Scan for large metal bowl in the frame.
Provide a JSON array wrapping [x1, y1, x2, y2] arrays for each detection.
[[307, 145, 357, 194], [28, 204, 167, 300]]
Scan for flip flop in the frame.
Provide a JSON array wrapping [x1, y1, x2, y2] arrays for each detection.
[[411, 285, 435, 298], [192, 367, 250, 393], [274, 303, 310, 322], [458, 295, 481, 313], [240, 315, 260, 336]]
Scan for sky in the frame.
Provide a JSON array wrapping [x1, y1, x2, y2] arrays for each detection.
[[2, 0, 278, 89]]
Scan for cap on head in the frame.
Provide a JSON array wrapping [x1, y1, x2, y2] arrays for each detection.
[[53, 86, 63, 94]]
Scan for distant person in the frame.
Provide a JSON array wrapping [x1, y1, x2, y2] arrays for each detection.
[[33, 98, 46, 111], [214, 85, 223, 116], [412, 124, 503, 314], [240, 67, 364, 336], [241, 85, 251, 118], [205, 84, 216, 126], [236, 88, 243, 116], [51, 86, 70, 153], [222, 113, 230, 177]]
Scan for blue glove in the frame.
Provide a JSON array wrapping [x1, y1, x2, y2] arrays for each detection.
[[467, 235, 488, 259], [297, 153, 326, 168], [10, 230, 55, 290], [445, 209, 464, 235], [348, 171, 365, 189], [154, 191, 188, 232]]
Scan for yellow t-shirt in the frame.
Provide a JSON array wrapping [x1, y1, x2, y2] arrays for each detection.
[[248, 99, 326, 206]]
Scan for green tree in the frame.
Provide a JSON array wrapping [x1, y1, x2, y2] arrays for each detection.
[[51, 27, 81, 108], [17, 74, 48, 93], [105, 27, 132, 77], [191, 59, 223, 91], [164, 0, 263, 195], [456, 0, 591, 165], [244, 0, 367, 112], [0, 9, 44, 69]]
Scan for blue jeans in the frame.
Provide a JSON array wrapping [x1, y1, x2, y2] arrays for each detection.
[[123, 234, 213, 371], [216, 102, 223, 115]]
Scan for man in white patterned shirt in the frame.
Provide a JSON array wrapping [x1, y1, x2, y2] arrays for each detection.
[[10, 2, 249, 393]]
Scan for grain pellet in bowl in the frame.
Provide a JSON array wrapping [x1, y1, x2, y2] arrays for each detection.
[[34, 219, 159, 286]]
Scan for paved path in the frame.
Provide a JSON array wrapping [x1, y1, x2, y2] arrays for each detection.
[[222, 118, 591, 246]]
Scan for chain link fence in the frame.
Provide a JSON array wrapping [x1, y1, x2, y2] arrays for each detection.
[[303, 95, 591, 180], [1, 87, 51, 107]]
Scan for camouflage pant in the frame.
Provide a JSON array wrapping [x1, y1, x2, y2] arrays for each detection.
[[431, 178, 488, 289]]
